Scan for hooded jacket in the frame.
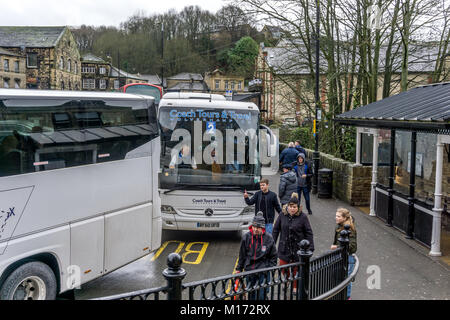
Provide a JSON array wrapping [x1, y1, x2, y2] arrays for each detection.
[[333, 220, 357, 255], [293, 156, 313, 190], [236, 226, 278, 272], [272, 205, 314, 262], [278, 170, 298, 205], [244, 190, 282, 224]]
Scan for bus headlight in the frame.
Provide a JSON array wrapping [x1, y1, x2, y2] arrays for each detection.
[[161, 205, 176, 214], [241, 206, 254, 215]]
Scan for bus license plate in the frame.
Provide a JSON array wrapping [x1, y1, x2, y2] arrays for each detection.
[[197, 223, 219, 228]]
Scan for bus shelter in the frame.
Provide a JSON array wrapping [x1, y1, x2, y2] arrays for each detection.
[[335, 82, 450, 256]]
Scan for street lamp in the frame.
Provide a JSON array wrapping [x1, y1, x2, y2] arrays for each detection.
[[312, 0, 320, 194]]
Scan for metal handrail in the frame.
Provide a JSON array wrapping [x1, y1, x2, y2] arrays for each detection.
[[312, 254, 359, 300], [92, 285, 169, 300]]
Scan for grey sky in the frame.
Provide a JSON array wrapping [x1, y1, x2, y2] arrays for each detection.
[[1, 0, 228, 27]]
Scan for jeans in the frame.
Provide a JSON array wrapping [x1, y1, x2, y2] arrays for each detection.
[[247, 272, 270, 300], [265, 223, 273, 235], [347, 254, 356, 299], [297, 186, 311, 212]]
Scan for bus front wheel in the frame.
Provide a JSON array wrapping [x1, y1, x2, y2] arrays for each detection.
[[0, 261, 57, 300]]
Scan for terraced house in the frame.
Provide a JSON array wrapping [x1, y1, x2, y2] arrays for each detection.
[[0, 26, 81, 90], [0, 48, 26, 89]]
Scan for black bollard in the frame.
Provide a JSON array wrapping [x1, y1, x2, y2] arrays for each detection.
[[163, 252, 186, 300]]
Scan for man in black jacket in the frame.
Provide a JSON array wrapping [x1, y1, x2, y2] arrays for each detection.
[[236, 212, 278, 300], [244, 178, 282, 234]]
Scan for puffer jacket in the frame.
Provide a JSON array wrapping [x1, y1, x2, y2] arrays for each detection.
[[272, 205, 314, 262], [278, 170, 298, 205], [236, 226, 278, 272]]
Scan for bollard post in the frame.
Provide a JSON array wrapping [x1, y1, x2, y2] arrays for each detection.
[[297, 239, 313, 300], [338, 225, 350, 300], [163, 252, 186, 300]]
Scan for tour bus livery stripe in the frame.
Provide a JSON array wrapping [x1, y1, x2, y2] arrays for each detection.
[[0, 201, 152, 244]]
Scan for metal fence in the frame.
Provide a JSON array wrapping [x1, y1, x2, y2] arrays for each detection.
[[94, 225, 359, 301]]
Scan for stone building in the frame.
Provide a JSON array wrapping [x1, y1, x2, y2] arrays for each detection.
[[166, 73, 209, 92], [108, 67, 148, 90], [0, 48, 26, 89], [204, 69, 245, 95], [80, 53, 111, 91], [0, 26, 81, 90]]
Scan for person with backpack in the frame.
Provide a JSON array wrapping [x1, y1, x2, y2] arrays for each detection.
[[330, 208, 357, 300], [278, 164, 298, 206], [272, 193, 314, 294], [235, 212, 278, 300], [293, 153, 313, 215]]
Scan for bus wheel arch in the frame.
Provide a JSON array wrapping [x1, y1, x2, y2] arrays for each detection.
[[0, 253, 60, 300]]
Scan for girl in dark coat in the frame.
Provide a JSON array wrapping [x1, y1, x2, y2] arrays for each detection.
[[272, 193, 314, 292]]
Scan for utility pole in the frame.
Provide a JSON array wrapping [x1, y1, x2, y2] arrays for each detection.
[[117, 49, 120, 88], [312, 0, 320, 194]]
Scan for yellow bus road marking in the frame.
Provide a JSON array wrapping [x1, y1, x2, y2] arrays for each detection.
[[151, 240, 209, 264]]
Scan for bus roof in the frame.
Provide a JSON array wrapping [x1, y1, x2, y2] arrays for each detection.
[[0, 88, 155, 102], [162, 92, 226, 101], [159, 93, 259, 112]]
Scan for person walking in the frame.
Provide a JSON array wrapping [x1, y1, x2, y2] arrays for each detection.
[[244, 178, 282, 234], [294, 140, 306, 155], [278, 164, 298, 206], [235, 212, 278, 300], [330, 208, 357, 300], [293, 153, 313, 215], [279, 142, 299, 168], [272, 193, 314, 294]]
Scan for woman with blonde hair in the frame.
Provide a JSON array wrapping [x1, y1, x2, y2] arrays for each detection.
[[330, 207, 357, 299]]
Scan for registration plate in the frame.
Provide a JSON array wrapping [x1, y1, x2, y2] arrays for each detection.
[[197, 223, 219, 228]]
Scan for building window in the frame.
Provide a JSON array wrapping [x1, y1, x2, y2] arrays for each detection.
[[99, 79, 107, 89], [215, 80, 220, 90], [231, 81, 235, 90], [238, 81, 242, 90], [82, 78, 95, 89], [14, 61, 20, 73], [60, 57, 65, 70], [99, 67, 106, 75], [82, 66, 95, 73], [114, 79, 119, 89], [3, 78, 9, 88], [27, 53, 38, 68], [61, 81, 65, 90], [225, 80, 229, 90], [14, 79, 20, 88], [67, 59, 71, 72], [3, 59, 9, 72], [74, 61, 78, 74]]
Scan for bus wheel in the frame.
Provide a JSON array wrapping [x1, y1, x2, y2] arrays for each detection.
[[0, 261, 57, 300]]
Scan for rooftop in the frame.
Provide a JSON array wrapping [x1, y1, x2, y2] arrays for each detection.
[[0, 26, 66, 48]]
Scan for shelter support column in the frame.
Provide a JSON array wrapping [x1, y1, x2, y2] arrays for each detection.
[[370, 129, 379, 216], [387, 130, 396, 226], [355, 127, 362, 165], [406, 131, 417, 239], [429, 135, 446, 256]]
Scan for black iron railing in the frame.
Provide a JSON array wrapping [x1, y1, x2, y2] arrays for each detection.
[[94, 225, 358, 301]]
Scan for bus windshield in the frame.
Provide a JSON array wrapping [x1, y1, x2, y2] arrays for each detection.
[[122, 84, 162, 105], [159, 106, 261, 190]]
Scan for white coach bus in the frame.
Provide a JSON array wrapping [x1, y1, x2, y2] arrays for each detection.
[[158, 92, 276, 231], [0, 89, 162, 300]]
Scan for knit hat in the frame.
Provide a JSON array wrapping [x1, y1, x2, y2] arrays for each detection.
[[282, 163, 292, 170], [297, 153, 306, 160], [252, 211, 266, 228], [288, 193, 299, 205]]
